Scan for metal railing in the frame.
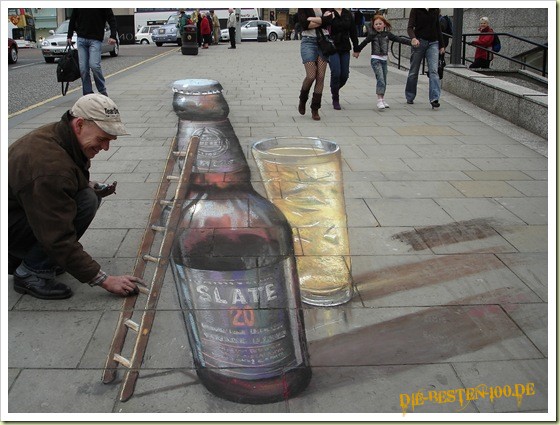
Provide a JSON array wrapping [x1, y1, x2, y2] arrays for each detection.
[[390, 32, 548, 77]]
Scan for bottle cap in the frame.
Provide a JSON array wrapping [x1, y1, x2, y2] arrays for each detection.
[[172, 79, 223, 95]]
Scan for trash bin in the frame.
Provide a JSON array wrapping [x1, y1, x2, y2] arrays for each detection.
[[257, 23, 267, 42], [182, 25, 198, 55]]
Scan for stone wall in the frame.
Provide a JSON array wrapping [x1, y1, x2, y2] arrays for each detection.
[[384, 8, 548, 71]]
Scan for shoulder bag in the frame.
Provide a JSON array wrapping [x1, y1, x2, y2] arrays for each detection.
[[315, 28, 336, 56], [56, 43, 81, 96]]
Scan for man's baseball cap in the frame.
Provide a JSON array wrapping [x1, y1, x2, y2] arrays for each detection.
[[70, 94, 129, 136]]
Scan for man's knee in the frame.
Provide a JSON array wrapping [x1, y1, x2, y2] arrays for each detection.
[[75, 187, 100, 222]]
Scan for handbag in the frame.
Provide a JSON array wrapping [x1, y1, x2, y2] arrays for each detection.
[[56, 44, 80, 96], [437, 53, 446, 80], [315, 29, 336, 56]]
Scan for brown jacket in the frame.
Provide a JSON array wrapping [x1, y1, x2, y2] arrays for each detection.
[[8, 112, 101, 282]]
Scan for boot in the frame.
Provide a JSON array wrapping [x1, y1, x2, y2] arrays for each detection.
[[298, 89, 310, 115], [331, 87, 341, 110], [310, 92, 322, 121]]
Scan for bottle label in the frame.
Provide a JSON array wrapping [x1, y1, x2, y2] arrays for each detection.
[[177, 260, 303, 380]]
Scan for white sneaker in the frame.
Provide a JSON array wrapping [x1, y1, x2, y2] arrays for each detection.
[[377, 100, 385, 110], [382, 100, 390, 108]]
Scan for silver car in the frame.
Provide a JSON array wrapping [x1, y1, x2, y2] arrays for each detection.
[[41, 20, 119, 63], [220, 20, 285, 42]]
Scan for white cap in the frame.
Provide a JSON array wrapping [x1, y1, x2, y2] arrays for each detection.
[[70, 94, 129, 136]]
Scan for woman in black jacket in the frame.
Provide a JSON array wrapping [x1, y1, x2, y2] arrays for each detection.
[[297, 8, 333, 120], [328, 8, 359, 110]]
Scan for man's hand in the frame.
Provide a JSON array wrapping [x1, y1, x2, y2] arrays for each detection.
[[108, 37, 117, 45], [101, 275, 143, 297], [353, 51, 360, 58], [411, 38, 420, 47], [91, 181, 117, 197]]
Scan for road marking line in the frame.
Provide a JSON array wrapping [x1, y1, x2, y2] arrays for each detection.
[[8, 48, 179, 118]]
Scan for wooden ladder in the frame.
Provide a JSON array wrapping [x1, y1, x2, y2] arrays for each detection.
[[102, 135, 199, 402]]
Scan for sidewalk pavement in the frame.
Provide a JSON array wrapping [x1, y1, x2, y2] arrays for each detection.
[[6, 40, 551, 419]]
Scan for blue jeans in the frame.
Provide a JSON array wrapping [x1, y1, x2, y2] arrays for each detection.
[[371, 58, 388, 95], [9, 188, 100, 278], [77, 37, 107, 96], [329, 51, 350, 93], [405, 39, 441, 102]]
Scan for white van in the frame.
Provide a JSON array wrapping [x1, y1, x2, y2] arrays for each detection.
[[135, 24, 161, 44]]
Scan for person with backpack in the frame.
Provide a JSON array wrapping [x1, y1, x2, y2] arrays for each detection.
[[469, 16, 495, 69]]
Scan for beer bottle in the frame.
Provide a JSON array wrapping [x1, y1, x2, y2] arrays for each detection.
[[170, 79, 311, 404]]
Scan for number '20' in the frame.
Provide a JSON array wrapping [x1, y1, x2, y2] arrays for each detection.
[[229, 306, 255, 327]]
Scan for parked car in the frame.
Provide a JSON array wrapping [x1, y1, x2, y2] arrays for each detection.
[[8, 38, 18, 64], [151, 14, 181, 46], [220, 20, 285, 42], [135, 25, 161, 44], [41, 20, 119, 63]]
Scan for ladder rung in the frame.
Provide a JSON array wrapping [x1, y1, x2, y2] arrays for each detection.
[[143, 254, 159, 263], [137, 285, 150, 295], [113, 354, 132, 368], [124, 319, 140, 333], [166, 175, 179, 181], [159, 200, 174, 207], [173, 151, 186, 157], [151, 225, 166, 232]]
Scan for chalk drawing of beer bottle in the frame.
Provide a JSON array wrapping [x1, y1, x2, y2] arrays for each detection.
[[170, 79, 311, 404]]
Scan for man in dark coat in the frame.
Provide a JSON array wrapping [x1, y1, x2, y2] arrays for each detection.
[[67, 8, 117, 96]]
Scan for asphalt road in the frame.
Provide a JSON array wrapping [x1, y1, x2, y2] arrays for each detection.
[[7, 44, 179, 116]]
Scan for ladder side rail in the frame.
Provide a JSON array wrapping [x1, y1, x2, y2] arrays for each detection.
[[118, 136, 200, 402], [102, 137, 180, 384]]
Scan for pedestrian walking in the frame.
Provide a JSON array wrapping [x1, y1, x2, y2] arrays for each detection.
[[354, 15, 411, 110], [297, 8, 333, 121], [8, 94, 143, 300], [67, 8, 117, 97], [210, 10, 220, 44], [227, 9, 237, 49], [469, 17, 494, 69], [327, 8, 359, 110], [404, 8, 445, 108]]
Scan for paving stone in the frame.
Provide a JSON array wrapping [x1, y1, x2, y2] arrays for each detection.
[[307, 305, 541, 366], [506, 181, 548, 197], [395, 126, 463, 136], [464, 171, 532, 181], [8, 369, 120, 413], [373, 181, 464, 198], [495, 197, 548, 224], [450, 181, 524, 198], [497, 253, 548, 301], [494, 226, 548, 253], [9, 311, 102, 368], [501, 303, 548, 356], [452, 359, 548, 413], [363, 199, 453, 226], [436, 198, 527, 225], [287, 364, 477, 414]]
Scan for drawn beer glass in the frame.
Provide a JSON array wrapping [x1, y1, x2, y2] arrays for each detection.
[[252, 137, 353, 306]]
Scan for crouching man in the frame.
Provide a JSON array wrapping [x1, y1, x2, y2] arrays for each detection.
[[8, 94, 141, 300]]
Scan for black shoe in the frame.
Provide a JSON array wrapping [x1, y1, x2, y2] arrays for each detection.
[[13, 273, 73, 300], [406, 99, 414, 104], [228, 46, 236, 49], [431, 100, 440, 109]]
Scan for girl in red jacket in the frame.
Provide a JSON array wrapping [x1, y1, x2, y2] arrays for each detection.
[[470, 17, 494, 69]]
